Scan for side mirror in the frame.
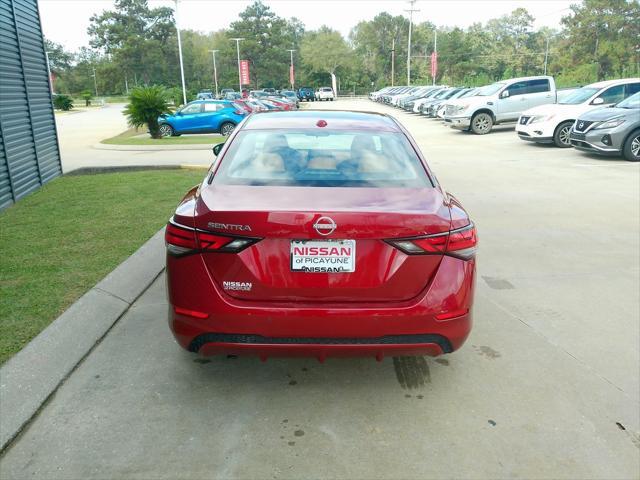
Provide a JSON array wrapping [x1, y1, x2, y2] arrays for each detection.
[[500, 90, 510, 99], [212, 142, 225, 157], [592, 97, 604, 105]]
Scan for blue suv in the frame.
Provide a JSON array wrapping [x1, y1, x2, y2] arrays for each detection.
[[158, 101, 246, 137]]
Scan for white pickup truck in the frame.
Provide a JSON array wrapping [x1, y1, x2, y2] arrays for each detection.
[[444, 75, 558, 134], [315, 87, 335, 101]]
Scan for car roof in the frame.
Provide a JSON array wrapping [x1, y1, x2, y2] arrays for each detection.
[[585, 78, 640, 89], [191, 100, 230, 105], [495, 75, 553, 83], [242, 110, 401, 132]]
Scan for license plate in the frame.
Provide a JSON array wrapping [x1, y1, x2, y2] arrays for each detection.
[[572, 132, 586, 140], [290, 239, 356, 273]]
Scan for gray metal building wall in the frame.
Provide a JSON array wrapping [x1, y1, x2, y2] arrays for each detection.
[[0, 0, 62, 210]]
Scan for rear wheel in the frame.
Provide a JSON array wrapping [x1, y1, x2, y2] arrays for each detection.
[[220, 122, 236, 137], [159, 123, 175, 137], [470, 112, 493, 134], [623, 129, 640, 162], [553, 121, 573, 148]]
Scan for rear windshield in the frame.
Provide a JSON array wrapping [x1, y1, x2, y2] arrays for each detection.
[[213, 130, 431, 188]]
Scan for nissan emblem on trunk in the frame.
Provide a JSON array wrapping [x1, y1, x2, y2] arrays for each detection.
[[313, 216, 337, 236]]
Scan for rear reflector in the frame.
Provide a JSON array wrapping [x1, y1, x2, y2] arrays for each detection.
[[165, 218, 261, 256], [386, 223, 477, 260], [174, 306, 209, 319], [435, 308, 469, 321]]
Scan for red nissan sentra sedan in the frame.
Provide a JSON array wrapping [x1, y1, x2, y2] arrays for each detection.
[[166, 110, 476, 361]]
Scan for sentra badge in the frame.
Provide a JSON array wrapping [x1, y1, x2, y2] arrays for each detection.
[[208, 222, 252, 232]]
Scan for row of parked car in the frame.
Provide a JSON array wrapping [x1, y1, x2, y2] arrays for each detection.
[[159, 90, 299, 137], [370, 76, 640, 161], [197, 86, 336, 104]]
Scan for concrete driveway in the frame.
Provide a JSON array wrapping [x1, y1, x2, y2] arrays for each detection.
[[2, 100, 638, 479]]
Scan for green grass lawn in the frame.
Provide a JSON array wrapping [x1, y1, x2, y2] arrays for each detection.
[[0, 169, 206, 365], [102, 128, 225, 146]]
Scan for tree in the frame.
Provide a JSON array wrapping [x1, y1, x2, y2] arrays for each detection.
[[123, 86, 172, 139], [44, 39, 73, 73], [88, 0, 177, 86], [228, 1, 302, 88], [301, 27, 352, 90], [560, 0, 640, 80], [350, 13, 410, 87]]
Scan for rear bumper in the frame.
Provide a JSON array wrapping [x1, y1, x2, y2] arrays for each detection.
[[190, 333, 452, 360], [167, 255, 475, 359]]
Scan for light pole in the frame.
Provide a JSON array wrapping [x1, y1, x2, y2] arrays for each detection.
[[287, 49, 296, 89], [92, 67, 98, 96], [432, 30, 437, 86], [391, 38, 395, 86], [45, 51, 53, 95], [209, 49, 219, 97], [230, 38, 244, 93], [543, 37, 550, 75], [174, 0, 187, 105], [405, 0, 419, 86]]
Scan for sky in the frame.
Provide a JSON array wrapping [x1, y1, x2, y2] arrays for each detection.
[[39, 0, 578, 52]]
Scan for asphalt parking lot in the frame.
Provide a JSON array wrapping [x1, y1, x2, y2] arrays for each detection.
[[1, 99, 638, 479]]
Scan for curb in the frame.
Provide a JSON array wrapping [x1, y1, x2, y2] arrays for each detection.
[[66, 165, 184, 176], [0, 229, 167, 452], [92, 143, 215, 152]]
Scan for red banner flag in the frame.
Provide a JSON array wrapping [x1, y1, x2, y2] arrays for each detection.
[[240, 60, 250, 85], [431, 52, 438, 79], [289, 64, 295, 86]]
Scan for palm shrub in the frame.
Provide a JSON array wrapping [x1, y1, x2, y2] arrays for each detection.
[[81, 90, 93, 106], [123, 85, 172, 139], [53, 94, 73, 111]]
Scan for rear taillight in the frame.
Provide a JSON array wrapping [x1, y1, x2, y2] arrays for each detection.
[[165, 218, 260, 256], [386, 223, 477, 260]]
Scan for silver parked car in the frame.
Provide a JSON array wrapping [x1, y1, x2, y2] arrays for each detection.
[[569, 92, 640, 162]]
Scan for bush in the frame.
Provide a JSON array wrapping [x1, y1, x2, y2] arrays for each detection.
[[123, 85, 172, 139], [81, 90, 93, 106], [53, 94, 73, 111]]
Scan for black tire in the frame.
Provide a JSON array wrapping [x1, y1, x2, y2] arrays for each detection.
[[553, 121, 573, 148], [330, 98, 334, 101], [622, 129, 640, 162], [470, 112, 493, 134], [220, 122, 235, 137], [159, 123, 175, 137]]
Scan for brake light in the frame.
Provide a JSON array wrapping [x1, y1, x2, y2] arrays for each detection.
[[386, 223, 477, 260], [165, 218, 260, 256]]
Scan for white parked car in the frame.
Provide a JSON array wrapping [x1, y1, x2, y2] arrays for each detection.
[[444, 76, 558, 134], [315, 87, 335, 101], [516, 78, 640, 147]]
